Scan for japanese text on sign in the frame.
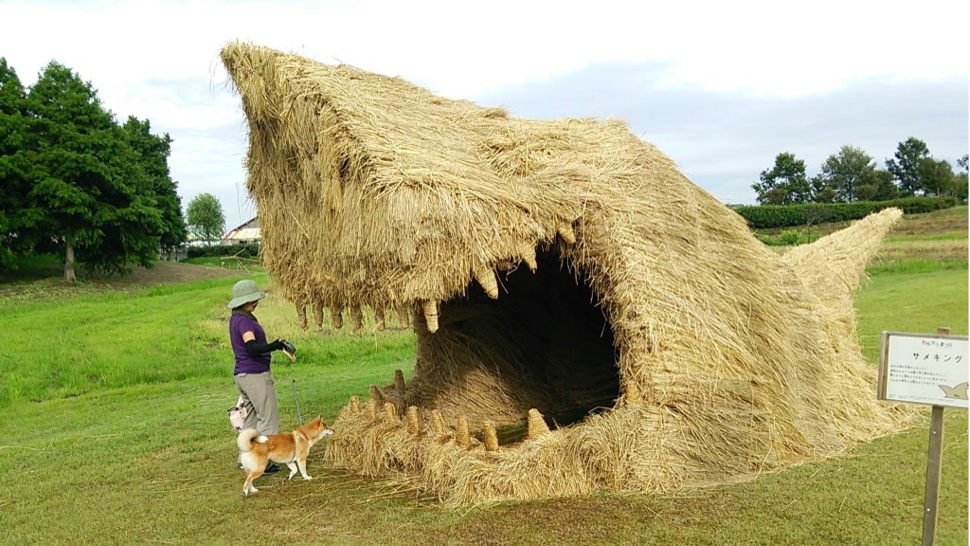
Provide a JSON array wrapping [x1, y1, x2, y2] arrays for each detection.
[[878, 332, 969, 409]]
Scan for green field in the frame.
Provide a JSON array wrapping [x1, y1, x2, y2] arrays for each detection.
[[0, 208, 966, 545]]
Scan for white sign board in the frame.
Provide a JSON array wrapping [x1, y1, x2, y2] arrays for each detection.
[[878, 331, 968, 409]]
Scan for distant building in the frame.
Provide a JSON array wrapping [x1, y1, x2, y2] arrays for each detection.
[[222, 217, 261, 244]]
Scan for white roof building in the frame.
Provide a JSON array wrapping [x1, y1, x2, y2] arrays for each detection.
[[222, 217, 261, 243]]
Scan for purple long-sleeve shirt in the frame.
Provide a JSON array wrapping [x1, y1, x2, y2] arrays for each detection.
[[229, 311, 272, 375]]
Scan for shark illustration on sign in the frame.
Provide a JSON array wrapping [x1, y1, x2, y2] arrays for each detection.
[[940, 382, 969, 400]]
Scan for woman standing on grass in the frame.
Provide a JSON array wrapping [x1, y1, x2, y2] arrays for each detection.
[[227, 279, 294, 473]]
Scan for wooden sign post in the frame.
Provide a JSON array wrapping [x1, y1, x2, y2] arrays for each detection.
[[878, 327, 968, 546]]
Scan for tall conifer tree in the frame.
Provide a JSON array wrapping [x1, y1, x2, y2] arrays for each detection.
[[25, 61, 163, 280]]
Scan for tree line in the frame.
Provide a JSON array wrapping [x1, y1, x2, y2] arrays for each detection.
[[0, 58, 233, 281], [753, 140, 969, 205]]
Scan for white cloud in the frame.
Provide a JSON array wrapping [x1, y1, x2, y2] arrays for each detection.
[[1, 0, 966, 226], [8, 0, 966, 96]]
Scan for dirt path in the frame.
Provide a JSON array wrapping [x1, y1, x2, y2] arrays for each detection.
[[0, 262, 248, 304], [105, 262, 245, 286]]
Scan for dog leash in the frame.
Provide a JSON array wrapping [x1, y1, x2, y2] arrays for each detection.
[[292, 379, 303, 425]]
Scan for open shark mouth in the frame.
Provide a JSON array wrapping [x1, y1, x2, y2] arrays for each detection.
[[412, 244, 620, 430], [220, 42, 914, 506]]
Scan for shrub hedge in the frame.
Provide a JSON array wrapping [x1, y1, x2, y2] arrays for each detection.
[[186, 243, 261, 259], [734, 197, 958, 229], [758, 228, 822, 246]]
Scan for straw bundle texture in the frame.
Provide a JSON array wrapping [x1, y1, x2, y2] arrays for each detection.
[[222, 42, 915, 506]]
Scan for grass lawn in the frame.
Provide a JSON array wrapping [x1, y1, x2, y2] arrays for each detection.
[[0, 208, 966, 545]]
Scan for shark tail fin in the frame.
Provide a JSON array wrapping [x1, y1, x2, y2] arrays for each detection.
[[783, 207, 902, 313]]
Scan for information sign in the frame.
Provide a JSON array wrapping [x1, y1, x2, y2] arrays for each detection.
[[878, 331, 968, 409]]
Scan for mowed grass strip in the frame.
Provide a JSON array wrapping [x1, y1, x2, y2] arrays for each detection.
[[0, 269, 415, 407], [1, 276, 244, 406], [867, 207, 966, 274], [0, 260, 966, 544]]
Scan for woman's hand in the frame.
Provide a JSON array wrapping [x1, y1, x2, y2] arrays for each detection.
[[278, 339, 297, 362], [278, 339, 296, 354]]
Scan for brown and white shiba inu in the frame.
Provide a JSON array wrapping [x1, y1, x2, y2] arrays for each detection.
[[236, 416, 333, 497]]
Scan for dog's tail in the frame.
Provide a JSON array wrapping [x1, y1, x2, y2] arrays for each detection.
[[236, 428, 261, 452]]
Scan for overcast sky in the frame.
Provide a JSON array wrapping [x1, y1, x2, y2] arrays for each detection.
[[2, 0, 967, 229]]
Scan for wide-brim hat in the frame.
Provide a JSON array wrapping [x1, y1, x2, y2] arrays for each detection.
[[228, 279, 267, 309]]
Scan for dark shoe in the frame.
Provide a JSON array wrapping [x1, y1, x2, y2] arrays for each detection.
[[264, 463, 281, 474]]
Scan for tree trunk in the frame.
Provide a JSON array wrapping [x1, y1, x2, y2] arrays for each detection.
[[64, 241, 76, 283]]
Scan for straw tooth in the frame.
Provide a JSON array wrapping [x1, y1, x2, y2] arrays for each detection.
[[349, 395, 360, 413], [365, 397, 377, 420], [521, 245, 538, 272], [350, 306, 364, 331], [396, 307, 411, 329], [558, 224, 577, 244], [375, 306, 386, 331], [624, 381, 641, 405], [296, 303, 308, 330], [383, 402, 398, 421], [430, 410, 447, 435], [527, 408, 550, 439], [394, 369, 406, 395], [369, 384, 387, 407], [456, 416, 470, 447], [312, 305, 324, 328], [330, 307, 344, 329], [473, 266, 499, 299], [483, 420, 498, 451], [422, 300, 439, 333], [406, 406, 420, 435]]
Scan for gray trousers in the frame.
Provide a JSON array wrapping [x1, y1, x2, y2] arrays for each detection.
[[234, 372, 280, 436]]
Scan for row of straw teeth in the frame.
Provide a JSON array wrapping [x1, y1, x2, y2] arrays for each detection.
[[344, 369, 553, 452], [297, 223, 576, 334]]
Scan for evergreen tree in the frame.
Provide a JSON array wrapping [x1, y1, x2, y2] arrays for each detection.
[[24, 62, 163, 281], [918, 157, 957, 197], [122, 116, 187, 251], [810, 174, 837, 203], [955, 155, 968, 202], [863, 169, 898, 202], [752, 152, 811, 205], [885, 137, 930, 196], [817, 146, 877, 202], [0, 58, 40, 270]]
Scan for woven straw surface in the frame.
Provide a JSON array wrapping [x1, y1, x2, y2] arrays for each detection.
[[222, 42, 914, 506]]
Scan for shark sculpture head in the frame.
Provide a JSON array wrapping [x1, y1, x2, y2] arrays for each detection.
[[221, 42, 912, 506]]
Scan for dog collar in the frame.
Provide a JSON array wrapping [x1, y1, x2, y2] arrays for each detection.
[[292, 430, 308, 442]]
